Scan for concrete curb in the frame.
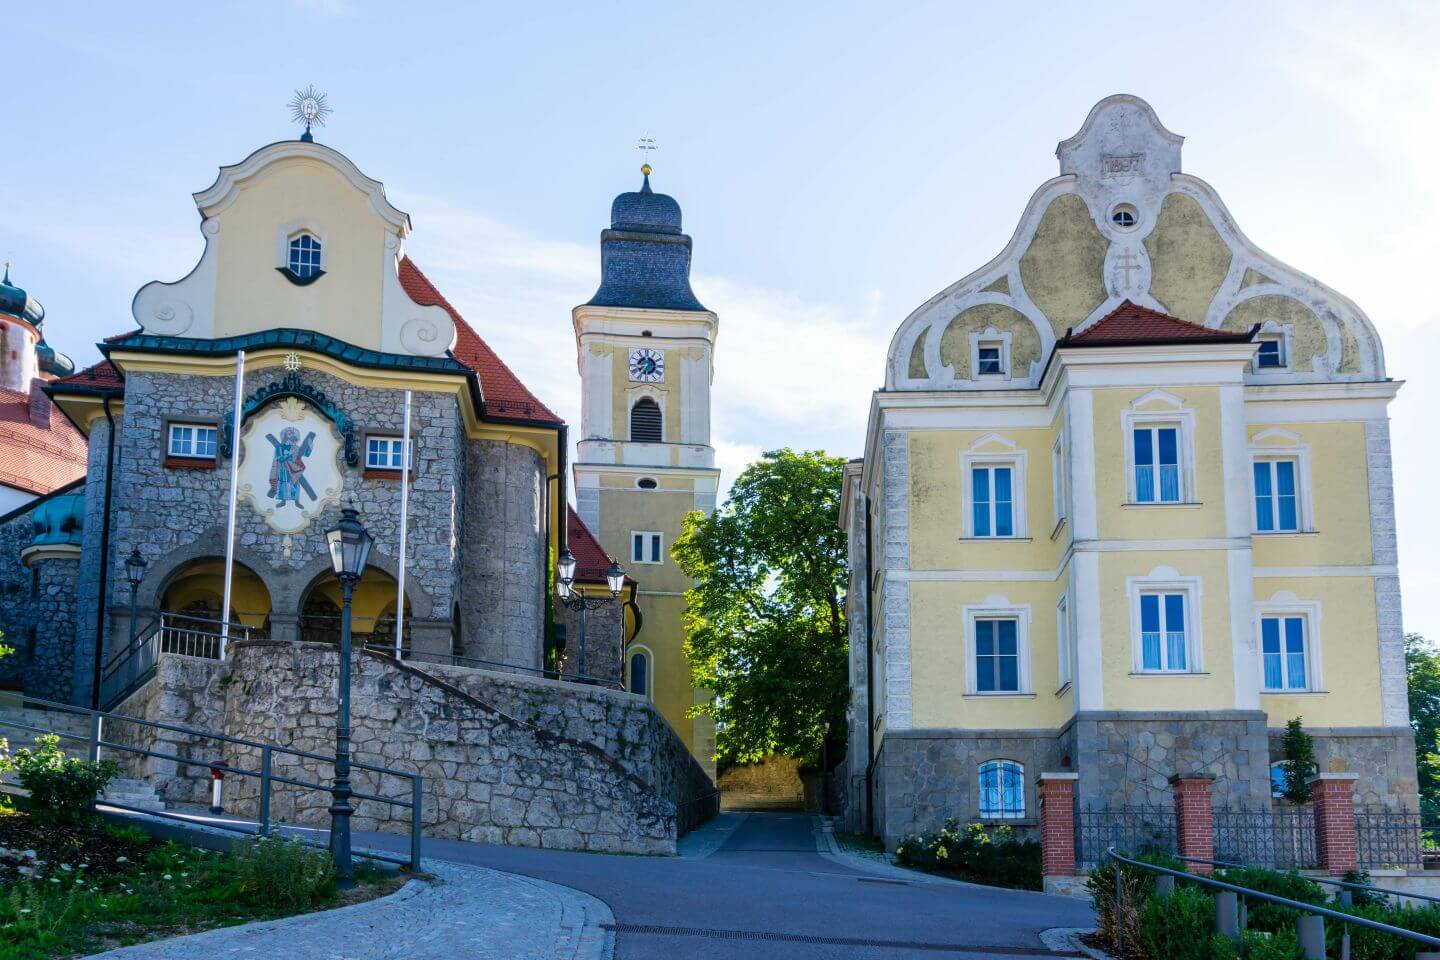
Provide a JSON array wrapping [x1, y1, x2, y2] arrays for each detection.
[[1040, 927, 1111, 959]]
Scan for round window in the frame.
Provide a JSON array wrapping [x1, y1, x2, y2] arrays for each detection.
[[1110, 204, 1139, 230], [637, 477, 658, 490]]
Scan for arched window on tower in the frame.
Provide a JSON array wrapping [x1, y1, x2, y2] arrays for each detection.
[[630, 397, 662, 443], [287, 232, 323, 282], [629, 650, 650, 699]]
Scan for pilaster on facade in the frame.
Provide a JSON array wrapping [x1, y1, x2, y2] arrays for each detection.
[[881, 429, 912, 731], [1366, 420, 1408, 727]]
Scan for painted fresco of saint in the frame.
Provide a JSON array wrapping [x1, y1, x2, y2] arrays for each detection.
[[266, 426, 318, 508]]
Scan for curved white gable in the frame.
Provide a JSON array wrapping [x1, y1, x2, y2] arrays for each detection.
[[886, 95, 1386, 390], [131, 140, 455, 357]]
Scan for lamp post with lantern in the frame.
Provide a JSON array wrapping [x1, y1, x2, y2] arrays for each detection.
[[323, 505, 373, 889], [555, 548, 626, 681], [124, 548, 147, 651]]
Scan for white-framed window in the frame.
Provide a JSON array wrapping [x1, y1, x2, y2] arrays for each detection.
[[1248, 430, 1314, 534], [978, 759, 1025, 819], [628, 646, 653, 699], [1255, 594, 1322, 693], [963, 599, 1032, 695], [287, 232, 323, 280], [168, 423, 218, 459], [1253, 459, 1299, 532], [1056, 595, 1072, 690], [1121, 393, 1196, 505], [968, 328, 1013, 380], [961, 436, 1028, 538], [1126, 568, 1202, 674], [1255, 336, 1286, 370], [1132, 425, 1181, 503], [365, 435, 412, 470], [631, 531, 663, 564], [1051, 435, 1067, 528]]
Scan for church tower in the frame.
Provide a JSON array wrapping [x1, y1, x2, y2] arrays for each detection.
[[573, 166, 718, 777]]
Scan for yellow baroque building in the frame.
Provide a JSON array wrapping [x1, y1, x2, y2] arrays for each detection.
[[840, 95, 1414, 846]]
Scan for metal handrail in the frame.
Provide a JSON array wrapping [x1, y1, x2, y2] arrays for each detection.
[[0, 693, 423, 871], [1108, 846, 1440, 953], [382, 645, 627, 691], [1180, 854, 1440, 907]]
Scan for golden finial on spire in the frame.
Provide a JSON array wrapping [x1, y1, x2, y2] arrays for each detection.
[[641, 163, 652, 176]]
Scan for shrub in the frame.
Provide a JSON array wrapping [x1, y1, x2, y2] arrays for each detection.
[[1212, 865, 1325, 934], [1210, 930, 1306, 960], [231, 835, 335, 909], [1137, 884, 1213, 960], [1280, 718, 1317, 804], [1325, 901, 1440, 960], [894, 819, 1041, 890], [1086, 850, 1184, 948], [9, 735, 119, 824]]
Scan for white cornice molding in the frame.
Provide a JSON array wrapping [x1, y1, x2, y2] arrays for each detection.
[[193, 140, 411, 233]]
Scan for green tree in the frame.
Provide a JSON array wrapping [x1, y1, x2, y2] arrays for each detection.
[[1406, 633, 1440, 820], [673, 449, 849, 770], [1280, 717, 1317, 804]]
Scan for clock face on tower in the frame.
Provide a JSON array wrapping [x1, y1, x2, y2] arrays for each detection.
[[628, 347, 665, 383]]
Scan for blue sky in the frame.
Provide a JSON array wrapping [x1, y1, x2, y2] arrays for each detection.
[[5, 1, 1440, 633]]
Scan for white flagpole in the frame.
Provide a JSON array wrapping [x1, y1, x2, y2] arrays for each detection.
[[395, 389, 412, 660], [219, 350, 245, 661]]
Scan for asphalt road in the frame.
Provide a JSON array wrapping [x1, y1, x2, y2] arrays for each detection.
[[378, 812, 1095, 959]]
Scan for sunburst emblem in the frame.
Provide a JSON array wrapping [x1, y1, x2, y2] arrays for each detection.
[[288, 86, 332, 141]]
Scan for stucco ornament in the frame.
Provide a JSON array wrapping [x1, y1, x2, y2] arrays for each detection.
[[237, 397, 343, 554]]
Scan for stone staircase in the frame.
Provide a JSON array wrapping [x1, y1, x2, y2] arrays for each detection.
[[100, 778, 166, 812]]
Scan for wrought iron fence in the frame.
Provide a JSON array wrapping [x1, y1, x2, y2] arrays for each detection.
[[100, 613, 262, 709], [1213, 806, 1315, 868], [676, 789, 720, 837], [1356, 808, 1424, 868], [1076, 805, 1176, 869]]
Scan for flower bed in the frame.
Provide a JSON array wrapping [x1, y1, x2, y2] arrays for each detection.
[[0, 735, 404, 959], [893, 820, 1042, 890]]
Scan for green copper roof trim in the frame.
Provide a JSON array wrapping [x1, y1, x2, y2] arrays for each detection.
[[99, 328, 471, 376]]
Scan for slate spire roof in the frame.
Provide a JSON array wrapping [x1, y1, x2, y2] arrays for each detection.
[[585, 168, 707, 313], [1060, 300, 1256, 347]]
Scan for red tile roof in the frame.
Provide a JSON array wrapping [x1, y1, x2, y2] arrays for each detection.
[[53, 360, 123, 390], [567, 506, 621, 583], [0, 386, 88, 495], [1063, 301, 1256, 346], [398, 257, 562, 425]]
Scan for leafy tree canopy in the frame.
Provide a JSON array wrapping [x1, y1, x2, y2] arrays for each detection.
[[1406, 633, 1440, 819], [673, 449, 849, 770]]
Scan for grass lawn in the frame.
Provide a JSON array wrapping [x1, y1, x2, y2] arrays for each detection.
[[0, 804, 406, 959]]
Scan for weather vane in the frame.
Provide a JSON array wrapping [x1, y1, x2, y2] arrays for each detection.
[[289, 86, 332, 142], [637, 136, 657, 176]]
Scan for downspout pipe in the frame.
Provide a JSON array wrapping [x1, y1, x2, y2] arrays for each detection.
[[90, 395, 118, 709]]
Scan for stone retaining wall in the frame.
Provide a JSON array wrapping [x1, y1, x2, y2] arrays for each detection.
[[107, 655, 226, 805], [209, 640, 710, 854]]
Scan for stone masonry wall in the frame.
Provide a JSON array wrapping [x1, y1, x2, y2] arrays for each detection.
[[27, 558, 81, 703], [112, 369, 463, 654], [0, 508, 38, 689], [107, 655, 226, 805], [459, 440, 545, 670], [218, 640, 709, 854], [554, 599, 624, 686], [1268, 726, 1419, 812]]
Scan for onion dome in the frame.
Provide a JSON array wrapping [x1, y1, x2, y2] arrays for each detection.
[[28, 492, 85, 550], [35, 337, 74, 378], [0, 263, 45, 328], [586, 166, 706, 312]]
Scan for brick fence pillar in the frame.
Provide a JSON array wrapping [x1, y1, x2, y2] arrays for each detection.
[[1169, 773, 1216, 874], [1038, 772, 1079, 881], [1310, 773, 1359, 876]]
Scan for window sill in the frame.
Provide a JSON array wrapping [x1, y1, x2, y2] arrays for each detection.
[[1252, 530, 1319, 538], [1261, 689, 1330, 696], [362, 468, 414, 481], [1121, 501, 1203, 509], [958, 536, 1033, 543], [164, 456, 217, 471], [976, 816, 1036, 826], [1128, 671, 1210, 678], [963, 692, 1036, 700]]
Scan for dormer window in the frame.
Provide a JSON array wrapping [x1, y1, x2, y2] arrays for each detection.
[[977, 343, 1005, 376], [276, 227, 326, 286], [1256, 335, 1286, 370]]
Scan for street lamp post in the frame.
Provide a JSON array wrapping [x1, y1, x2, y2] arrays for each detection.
[[555, 549, 625, 681], [124, 548, 146, 650], [323, 506, 373, 890]]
